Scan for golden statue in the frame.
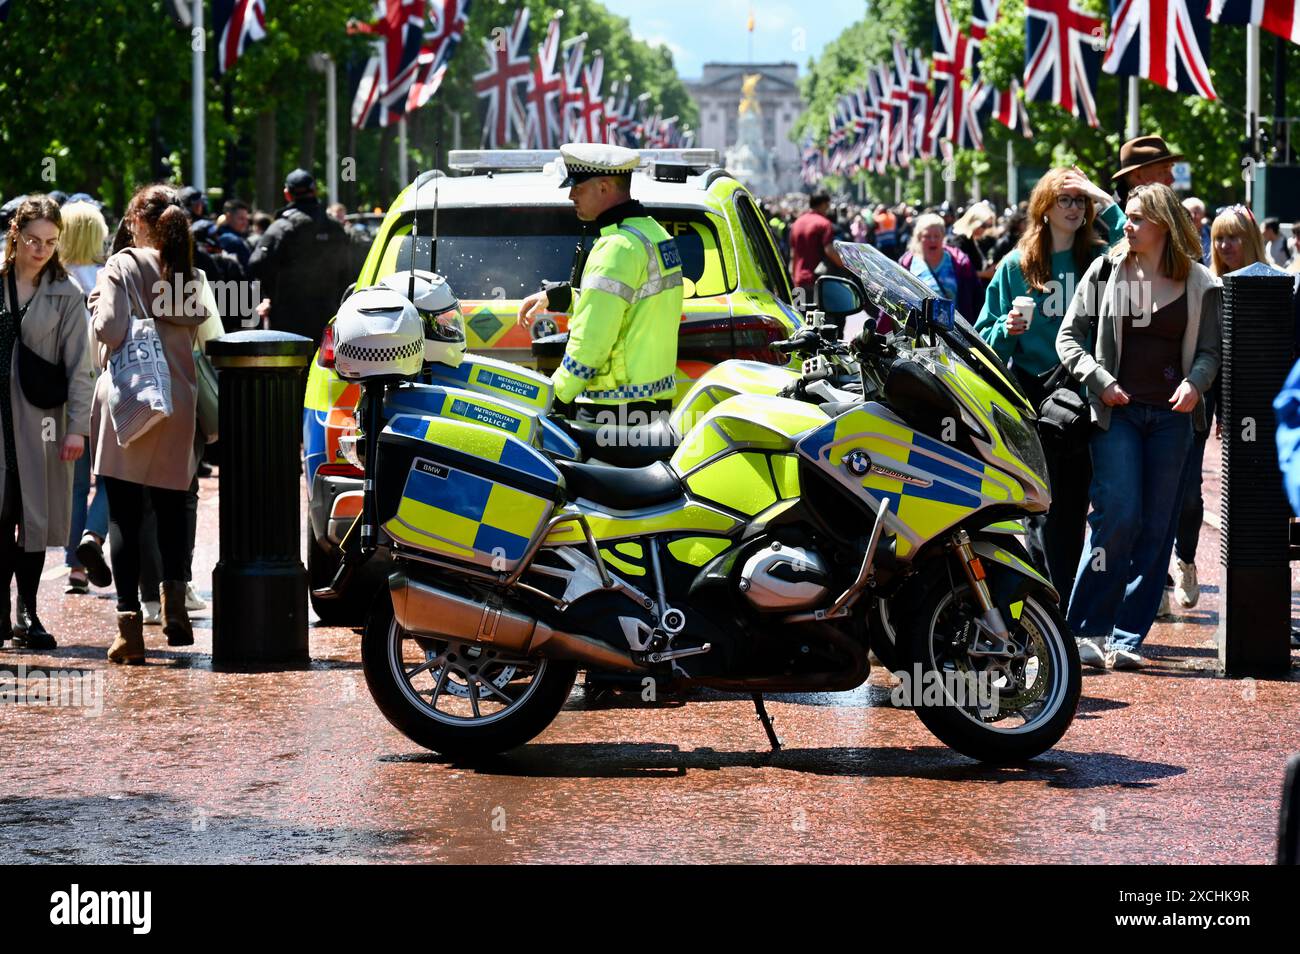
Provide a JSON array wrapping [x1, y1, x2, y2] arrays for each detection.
[[739, 73, 762, 116]]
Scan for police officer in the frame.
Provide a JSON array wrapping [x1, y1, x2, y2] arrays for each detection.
[[248, 169, 354, 347], [517, 143, 684, 424]]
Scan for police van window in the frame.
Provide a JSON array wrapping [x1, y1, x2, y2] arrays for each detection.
[[734, 193, 791, 304], [380, 207, 734, 301], [648, 213, 733, 297]]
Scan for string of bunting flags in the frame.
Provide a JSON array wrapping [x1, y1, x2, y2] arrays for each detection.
[[470, 6, 692, 149], [802, 0, 1298, 184]]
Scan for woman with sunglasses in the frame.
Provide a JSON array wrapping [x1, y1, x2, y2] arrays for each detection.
[[0, 195, 95, 648], [1057, 183, 1220, 670], [974, 167, 1126, 614]]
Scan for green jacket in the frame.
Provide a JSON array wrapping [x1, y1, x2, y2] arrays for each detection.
[[975, 203, 1127, 377], [548, 201, 684, 405]]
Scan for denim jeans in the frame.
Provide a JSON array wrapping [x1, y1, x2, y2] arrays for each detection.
[[1067, 403, 1194, 651], [65, 446, 110, 568]]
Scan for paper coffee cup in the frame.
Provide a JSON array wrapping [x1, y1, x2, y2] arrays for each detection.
[[1012, 295, 1036, 328]]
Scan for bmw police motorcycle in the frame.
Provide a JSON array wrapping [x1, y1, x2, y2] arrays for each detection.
[[328, 242, 1080, 764]]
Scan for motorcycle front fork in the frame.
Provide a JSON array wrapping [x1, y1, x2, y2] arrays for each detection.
[[950, 529, 1017, 658]]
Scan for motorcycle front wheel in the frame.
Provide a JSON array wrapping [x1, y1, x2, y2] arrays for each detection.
[[362, 597, 578, 759], [898, 579, 1080, 764]]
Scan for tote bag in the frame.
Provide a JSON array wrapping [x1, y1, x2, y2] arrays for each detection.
[[106, 278, 172, 446]]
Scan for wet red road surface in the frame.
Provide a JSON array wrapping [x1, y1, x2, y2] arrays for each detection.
[[2, 439, 1297, 863]]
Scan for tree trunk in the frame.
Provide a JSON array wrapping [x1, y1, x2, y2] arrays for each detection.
[[256, 108, 278, 212], [300, 83, 320, 172]]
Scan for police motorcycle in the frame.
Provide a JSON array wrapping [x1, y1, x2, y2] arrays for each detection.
[[331, 240, 1080, 764]]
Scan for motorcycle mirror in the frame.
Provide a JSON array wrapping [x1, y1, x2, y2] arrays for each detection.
[[814, 275, 863, 319]]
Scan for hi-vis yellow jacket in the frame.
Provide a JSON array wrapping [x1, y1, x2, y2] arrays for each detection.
[[549, 204, 684, 405]]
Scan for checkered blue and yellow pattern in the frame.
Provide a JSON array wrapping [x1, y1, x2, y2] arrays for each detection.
[[382, 414, 559, 569]]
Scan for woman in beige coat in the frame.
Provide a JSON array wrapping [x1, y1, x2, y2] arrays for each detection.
[[0, 196, 94, 649], [89, 185, 208, 663]]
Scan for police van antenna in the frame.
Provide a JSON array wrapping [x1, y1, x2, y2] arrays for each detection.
[[408, 167, 420, 302], [432, 140, 440, 274]]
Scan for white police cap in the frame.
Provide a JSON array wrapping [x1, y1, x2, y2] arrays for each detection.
[[558, 143, 639, 187]]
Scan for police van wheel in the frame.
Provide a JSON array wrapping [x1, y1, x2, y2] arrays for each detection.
[[308, 530, 375, 627], [362, 598, 577, 759]]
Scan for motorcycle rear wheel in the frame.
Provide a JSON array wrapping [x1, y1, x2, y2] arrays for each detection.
[[900, 579, 1080, 764], [362, 597, 578, 759]]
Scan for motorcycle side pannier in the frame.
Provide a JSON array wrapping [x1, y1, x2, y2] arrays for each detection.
[[375, 413, 564, 572]]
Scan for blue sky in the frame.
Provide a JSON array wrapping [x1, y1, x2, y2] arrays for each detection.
[[598, 0, 869, 80]]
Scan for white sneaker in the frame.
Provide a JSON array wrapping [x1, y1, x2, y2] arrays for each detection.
[[142, 600, 161, 626], [1110, 647, 1145, 670], [1077, 637, 1109, 670], [1173, 559, 1199, 608], [1157, 588, 1173, 619], [185, 583, 207, 612]]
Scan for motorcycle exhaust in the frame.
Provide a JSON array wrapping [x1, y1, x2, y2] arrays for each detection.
[[389, 571, 642, 672]]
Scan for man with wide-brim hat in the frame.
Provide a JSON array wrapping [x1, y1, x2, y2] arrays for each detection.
[[1112, 135, 1184, 204], [517, 143, 684, 423]]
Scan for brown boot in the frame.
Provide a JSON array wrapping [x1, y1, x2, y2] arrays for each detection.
[[160, 580, 194, 646], [107, 611, 145, 665]]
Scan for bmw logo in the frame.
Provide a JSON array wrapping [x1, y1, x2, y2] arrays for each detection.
[[843, 450, 871, 476], [530, 317, 559, 340]]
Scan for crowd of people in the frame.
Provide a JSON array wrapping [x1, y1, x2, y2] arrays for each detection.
[[771, 134, 1295, 670], [0, 171, 362, 658]]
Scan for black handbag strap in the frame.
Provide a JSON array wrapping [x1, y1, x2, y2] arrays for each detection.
[[1038, 256, 1112, 395]]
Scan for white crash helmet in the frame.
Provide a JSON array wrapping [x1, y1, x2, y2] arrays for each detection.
[[331, 286, 424, 380], [380, 269, 466, 368]]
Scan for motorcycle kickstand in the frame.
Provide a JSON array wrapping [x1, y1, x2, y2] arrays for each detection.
[[752, 693, 782, 753]]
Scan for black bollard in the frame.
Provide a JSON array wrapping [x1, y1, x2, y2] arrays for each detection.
[[1218, 263, 1294, 677], [207, 331, 316, 664]]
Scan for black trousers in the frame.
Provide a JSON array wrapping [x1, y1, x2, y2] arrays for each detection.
[[0, 472, 44, 620], [1024, 437, 1092, 617], [103, 477, 190, 614], [137, 473, 199, 601], [1013, 364, 1091, 617]]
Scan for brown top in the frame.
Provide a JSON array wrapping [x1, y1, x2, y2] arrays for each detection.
[[1119, 289, 1187, 406]]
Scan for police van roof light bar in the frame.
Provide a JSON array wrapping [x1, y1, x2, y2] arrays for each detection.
[[446, 148, 719, 174]]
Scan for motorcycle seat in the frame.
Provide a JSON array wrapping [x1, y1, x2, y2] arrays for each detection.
[[564, 417, 680, 467], [555, 459, 684, 510]]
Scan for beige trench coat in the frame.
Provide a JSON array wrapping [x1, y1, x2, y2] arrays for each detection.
[[0, 268, 95, 552], [88, 248, 211, 491]]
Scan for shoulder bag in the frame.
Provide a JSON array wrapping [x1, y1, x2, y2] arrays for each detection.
[[5, 268, 70, 409], [1035, 258, 1112, 441], [106, 276, 173, 446]]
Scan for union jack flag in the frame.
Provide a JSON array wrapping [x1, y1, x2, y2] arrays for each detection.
[[909, 49, 935, 160], [929, 0, 974, 149], [213, 0, 267, 75], [1209, 0, 1300, 45], [577, 51, 606, 144], [890, 42, 915, 165], [559, 35, 588, 141], [523, 16, 563, 148], [350, 0, 425, 129], [1103, 0, 1216, 99], [474, 6, 532, 147], [1024, 0, 1104, 126], [406, 0, 471, 112], [991, 79, 1034, 135]]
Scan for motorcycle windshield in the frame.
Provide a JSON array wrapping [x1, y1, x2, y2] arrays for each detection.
[[833, 240, 1034, 416]]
